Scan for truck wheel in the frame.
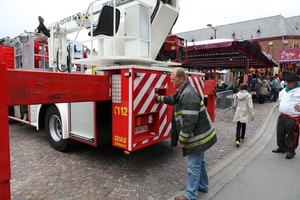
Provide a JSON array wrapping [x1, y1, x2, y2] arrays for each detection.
[[45, 105, 69, 152]]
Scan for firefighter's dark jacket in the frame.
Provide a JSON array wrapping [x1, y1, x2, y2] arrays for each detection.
[[156, 81, 217, 156]]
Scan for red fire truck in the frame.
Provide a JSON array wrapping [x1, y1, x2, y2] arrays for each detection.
[[3, 0, 209, 154]]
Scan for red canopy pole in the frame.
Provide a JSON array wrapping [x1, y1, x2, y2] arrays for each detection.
[[245, 57, 249, 74], [0, 63, 11, 200], [214, 68, 216, 79], [243, 57, 250, 83], [265, 66, 269, 76]]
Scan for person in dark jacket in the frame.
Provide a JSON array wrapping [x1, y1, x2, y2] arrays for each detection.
[[155, 67, 217, 200]]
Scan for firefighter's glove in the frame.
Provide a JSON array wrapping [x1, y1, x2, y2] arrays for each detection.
[[155, 94, 161, 103]]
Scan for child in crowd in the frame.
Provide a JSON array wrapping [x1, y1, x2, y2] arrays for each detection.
[[233, 83, 255, 147]]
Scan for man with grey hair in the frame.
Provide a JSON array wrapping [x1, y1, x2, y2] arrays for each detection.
[[156, 67, 217, 200]]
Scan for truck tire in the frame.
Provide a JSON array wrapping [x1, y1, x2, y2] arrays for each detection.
[[45, 105, 70, 152]]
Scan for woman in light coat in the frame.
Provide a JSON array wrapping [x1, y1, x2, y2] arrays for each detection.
[[259, 76, 271, 96], [233, 83, 255, 147]]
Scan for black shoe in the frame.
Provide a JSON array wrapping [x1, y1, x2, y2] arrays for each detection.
[[272, 147, 286, 153], [285, 154, 294, 159], [198, 188, 208, 193]]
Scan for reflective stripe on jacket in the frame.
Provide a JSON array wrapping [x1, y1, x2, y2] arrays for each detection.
[[157, 81, 217, 156]]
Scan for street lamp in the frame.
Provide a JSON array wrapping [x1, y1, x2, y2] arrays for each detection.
[[207, 24, 217, 39]]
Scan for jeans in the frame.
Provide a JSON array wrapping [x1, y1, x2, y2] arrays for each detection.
[[271, 88, 277, 102], [256, 90, 260, 102], [185, 151, 209, 200]]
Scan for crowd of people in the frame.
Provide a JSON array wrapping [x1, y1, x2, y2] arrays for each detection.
[[251, 73, 284, 104], [221, 73, 286, 104], [216, 72, 299, 106]]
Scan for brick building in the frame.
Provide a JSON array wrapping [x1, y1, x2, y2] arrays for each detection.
[[176, 15, 300, 77]]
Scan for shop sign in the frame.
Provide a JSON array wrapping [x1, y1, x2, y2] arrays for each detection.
[[279, 49, 300, 61]]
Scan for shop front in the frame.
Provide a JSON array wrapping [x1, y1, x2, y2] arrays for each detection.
[[278, 48, 300, 78]]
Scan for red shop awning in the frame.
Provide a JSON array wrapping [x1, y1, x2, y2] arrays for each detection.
[[182, 39, 278, 70]]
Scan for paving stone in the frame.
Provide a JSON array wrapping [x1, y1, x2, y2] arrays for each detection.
[[9, 102, 276, 199]]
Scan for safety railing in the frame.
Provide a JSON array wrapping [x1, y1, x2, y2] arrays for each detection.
[[215, 90, 234, 121]]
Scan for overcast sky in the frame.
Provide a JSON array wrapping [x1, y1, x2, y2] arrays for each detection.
[[1, 0, 300, 38]]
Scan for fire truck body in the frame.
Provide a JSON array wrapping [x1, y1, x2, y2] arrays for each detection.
[[5, 0, 206, 153], [9, 66, 205, 152]]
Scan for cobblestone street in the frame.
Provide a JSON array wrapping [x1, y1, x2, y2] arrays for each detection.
[[9, 102, 277, 200]]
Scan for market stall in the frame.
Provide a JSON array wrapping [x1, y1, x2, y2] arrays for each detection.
[[182, 38, 278, 70]]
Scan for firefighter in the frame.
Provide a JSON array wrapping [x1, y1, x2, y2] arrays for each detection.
[[272, 75, 300, 159], [155, 67, 217, 200]]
